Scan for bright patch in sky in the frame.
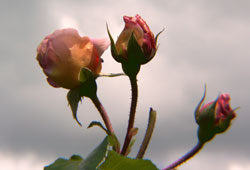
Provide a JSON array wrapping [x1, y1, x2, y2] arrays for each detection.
[[59, 16, 80, 30], [0, 152, 46, 170], [229, 163, 250, 170]]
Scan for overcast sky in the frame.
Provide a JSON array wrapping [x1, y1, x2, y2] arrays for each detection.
[[0, 0, 250, 170]]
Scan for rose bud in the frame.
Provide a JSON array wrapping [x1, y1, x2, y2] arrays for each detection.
[[37, 28, 109, 89], [116, 14, 156, 62], [108, 14, 162, 77], [195, 91, 237, 143]]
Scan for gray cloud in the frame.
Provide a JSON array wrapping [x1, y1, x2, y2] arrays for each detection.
[[0, 0, 249, 169]]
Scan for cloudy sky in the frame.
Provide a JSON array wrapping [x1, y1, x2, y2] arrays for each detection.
[[0, 0, 250, 170]]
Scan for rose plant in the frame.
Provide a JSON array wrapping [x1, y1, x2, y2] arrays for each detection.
[[37, 15, 237, 170]]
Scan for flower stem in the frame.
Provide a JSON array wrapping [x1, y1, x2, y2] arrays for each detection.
[[162, 142, 204, 170], [91, 95, 120, 153], [91, 95, 114, 134], [121, 76, 138, 155]]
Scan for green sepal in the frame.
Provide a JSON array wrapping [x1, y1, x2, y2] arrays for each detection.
[[119, 33, 144, 77], [120, 33, 142, 77], [195, 85, 207, 124], [127, 33, 145, 63], [121, 62, 140, 79], [67, 68, 98, 126], [79, 67, 94, 83], [197, 100, 217, 128], [99, 150, 159, 170], [67, 88, 82, 126], [107, 25, 124, 63], [44, 155, 83, 170], [140, 28, 164, 65], [140, 29, 164, 65], [195, 85, 217, 127], [196, 100, 217, 144], [155, 28, 164, 48], [197, 127, 215, 144], [214, 117, 231, 134], [123, 31, 161, 77], [78, 68, 97, 98], [79, 136, 109, 170]]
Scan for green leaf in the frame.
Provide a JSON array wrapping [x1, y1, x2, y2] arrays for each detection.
[[108, 134, 121, 153], [99, 151, 159, 170], [125, 138, 136, 156], [67, 88, 82, 126], [79, 136, 109, 170], [124, 127, 138, 156], [44, 155, 83, 170], [129, 127, 139, 137], [87, 122, 121, 152], [137, 108, 157, 159], [88, 121, 109, 134]]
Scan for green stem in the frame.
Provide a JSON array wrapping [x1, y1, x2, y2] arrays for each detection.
[[136, 108, 157, 159], [91, 95, 114, 134], [121, 76, 138, 155], [98, 73, 125, 78], [91, 95, 120, 153], [162, 141, 204, 170]]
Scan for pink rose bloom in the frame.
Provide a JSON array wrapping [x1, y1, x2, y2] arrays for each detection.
[[116, 14, 156, 62], [37, 28, 109, 89]]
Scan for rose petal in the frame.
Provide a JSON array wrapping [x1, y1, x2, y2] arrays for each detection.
[[51, 28, 81, 59], [47, 77, 60, 88], [91, 38, 110, 57]]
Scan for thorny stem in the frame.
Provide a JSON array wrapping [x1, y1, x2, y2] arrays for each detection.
[[91, 95, 119, 153], [163, 141, 204, 170], [121, 76, 138, 155]]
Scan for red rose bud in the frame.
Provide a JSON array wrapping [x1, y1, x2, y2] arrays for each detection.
[[107, 14, 162, 77], [116, 14, 156, 63], [195, 91, 237, 143], [37, 28, 109, 89]]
